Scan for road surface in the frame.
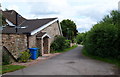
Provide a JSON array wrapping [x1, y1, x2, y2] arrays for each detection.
[[5, 45, 119, 75]]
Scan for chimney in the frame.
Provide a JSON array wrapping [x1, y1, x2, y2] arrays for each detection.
[[118, 1, 120, 12]]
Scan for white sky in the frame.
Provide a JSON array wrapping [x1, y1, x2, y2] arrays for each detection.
[[1, 0, 120, 32]]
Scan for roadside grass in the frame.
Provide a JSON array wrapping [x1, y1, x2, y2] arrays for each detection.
[[51, 45, 78, 53], [0, 66, 2, 74], [1, 65, 26, 74], [82, 48, 120, 68]]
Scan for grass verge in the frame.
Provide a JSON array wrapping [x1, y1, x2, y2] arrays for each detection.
[[82, 48, 120, 68], [51, 45, 78, 53], [1, 65, 26, 74]]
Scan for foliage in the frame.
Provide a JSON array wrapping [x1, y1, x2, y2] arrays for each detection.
[[76, 33, 83, 44], [18, 50, 31, 63], [65, 40, 71, 48], [50, 36, 71, 51], [0, 14, 7, 26], [5, 8, 9, 11], [63, 45, 78, 52], [60, 19, 78, 41], [2, 65, 25, 74], [84, 10, 120, 60], [84, 23, 118, 58], [76, 32, 87, 45], [73, 38, 77, 43], [51, 45, 78, 53], [82, 48, 120, 67], [2, 52, 11, 65]]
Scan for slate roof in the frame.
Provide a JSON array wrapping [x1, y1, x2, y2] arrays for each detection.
[[2, 10, 57, 34], [2, 10, 26, 25]]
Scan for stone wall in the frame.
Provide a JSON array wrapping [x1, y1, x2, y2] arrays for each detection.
[[36, 38, 42, 49], [28, 21, 62, 55], [28, 34, 37, 48], [28, 21, 61, 48], [2, 21, 62, 58], [2, 34, 27, 58], [41, 21, 62, 44], [2, 22, 61, 58]]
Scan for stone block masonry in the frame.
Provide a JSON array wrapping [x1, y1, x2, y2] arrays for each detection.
[[2, 21, 62, 58], [2, 34, 27, 59], [41, 21, 61, 44]]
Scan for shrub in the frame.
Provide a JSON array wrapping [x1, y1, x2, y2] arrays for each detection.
[[51, 36, 66, 51], [76, 33, 83, 44], [83, 10, 120, 60], [76, 32, 87, 45], [84, 22, 118, 59], [2, 52, 11, 65], [18, 50, 31, 63], [50, 36, 71, 51], [65, 40, 71, 48]]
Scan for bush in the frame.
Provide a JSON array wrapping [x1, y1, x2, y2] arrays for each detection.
[[76, 33, 83, 44], [76, 32, 87, 45], [84, 22, 118, 59], [65, 40, 71, 48], [50, 36, 70, 51], [18, 50, 31, 63], [2, 52, 11, 65], [83, 10, 120, 60]]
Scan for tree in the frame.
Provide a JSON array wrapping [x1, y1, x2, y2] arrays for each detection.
[[0, 13, 7, 26], [102, 10, 120, 27], [60, 19, 78, 41], [5, 8, 9, 11], [102, 10, 120, 53], [0, 8, 8, 26], [76, 32, 87, 44]]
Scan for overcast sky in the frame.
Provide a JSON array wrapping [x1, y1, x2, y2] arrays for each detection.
[[1, 0, 120, 32]]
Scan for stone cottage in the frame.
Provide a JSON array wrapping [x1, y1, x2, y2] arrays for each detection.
[[2, 10, 62, 59]]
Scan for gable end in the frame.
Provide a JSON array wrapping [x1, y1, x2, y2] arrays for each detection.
[[30, 18, 58, 35]]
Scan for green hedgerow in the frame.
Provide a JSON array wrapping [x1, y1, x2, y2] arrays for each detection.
[[84, 22, 118, 59]]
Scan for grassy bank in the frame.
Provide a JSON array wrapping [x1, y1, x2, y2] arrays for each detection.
[[51, 45, 78, 53], [1, 65, 26, 74], [82, 48, 120, 68]]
